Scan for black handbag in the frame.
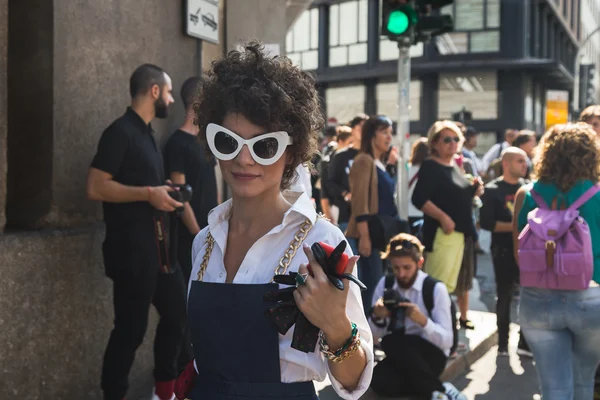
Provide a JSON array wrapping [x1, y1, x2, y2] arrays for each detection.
[[367, 215, 408, 251], [365, 159, 408, 251]]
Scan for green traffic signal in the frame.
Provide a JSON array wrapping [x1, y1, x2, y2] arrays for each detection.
[[387, 10, 410, 35]]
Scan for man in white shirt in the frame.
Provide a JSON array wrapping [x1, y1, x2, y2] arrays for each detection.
[[481, 128, 518, 172], [369, 233, 466, 400], [461, 126, 482, 176]]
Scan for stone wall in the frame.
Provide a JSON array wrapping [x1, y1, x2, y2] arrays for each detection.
[[0, 227, 159, 400], [50, 0, 199, 229]]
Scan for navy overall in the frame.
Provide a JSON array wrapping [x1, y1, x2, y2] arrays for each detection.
[[187, 277, 319, 399]]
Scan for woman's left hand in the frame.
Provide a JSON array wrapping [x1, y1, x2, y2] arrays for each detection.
[[294, 244, 360, 345]]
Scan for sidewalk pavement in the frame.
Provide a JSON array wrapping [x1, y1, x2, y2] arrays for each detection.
[[316, 231, 500, 400]]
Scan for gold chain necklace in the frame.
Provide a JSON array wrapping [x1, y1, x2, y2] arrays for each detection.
[[196, 217, 321, 282]]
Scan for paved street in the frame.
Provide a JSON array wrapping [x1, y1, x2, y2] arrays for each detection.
[[318, 231, 541, 400], [453, 230, 540, 400]]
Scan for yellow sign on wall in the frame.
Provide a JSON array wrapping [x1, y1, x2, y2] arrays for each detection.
[[545, 90, 569, 132]]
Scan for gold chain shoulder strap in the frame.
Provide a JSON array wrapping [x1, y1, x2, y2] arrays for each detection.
[[196, 216, 323, 282]]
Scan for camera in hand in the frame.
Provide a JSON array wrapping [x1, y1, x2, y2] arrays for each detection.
[[168, 184, 193, 213], [383, 289, 411, 332]]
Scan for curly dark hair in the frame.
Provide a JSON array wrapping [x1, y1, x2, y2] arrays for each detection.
[[535, 123, 600, 192], [194, 42, 324, 189]]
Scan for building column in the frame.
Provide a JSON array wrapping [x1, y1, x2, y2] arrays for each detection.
[[226, 0, 295, 53], [498, 70, 526, 132], [0, 0, 7, 231]]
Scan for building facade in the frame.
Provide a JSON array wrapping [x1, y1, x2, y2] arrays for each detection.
[[288, 0, 589, 150], [579, 0, 600, 102]]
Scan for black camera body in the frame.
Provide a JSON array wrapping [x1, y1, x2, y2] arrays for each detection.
[[168, 184, 193, 214], [168, 184, 193, 204], [383, 289, 411, 332]]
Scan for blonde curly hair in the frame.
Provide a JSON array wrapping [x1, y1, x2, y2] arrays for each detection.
[[534, 123, 600, 192]]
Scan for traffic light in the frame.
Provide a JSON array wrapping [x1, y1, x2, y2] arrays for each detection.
[[580, 64, 597, 108], [381, 0, 419, 41], [416, 0, 454, 8], [452, 108, 472, 124]]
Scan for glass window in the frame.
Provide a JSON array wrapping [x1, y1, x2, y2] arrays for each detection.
[[358, 0, 368, 42], [455, 0, 484, 30], [293, 12, 310, 52], [436, 0, 500, 54], [329, 0, 368, 67], [377, 81, 421, 121], [326, 84, 366, 123], [339, 1, 359, 45], [470, 31, 500, 52], [438, 71, 498, 120], [329, 5, 339, 47], [487, 0, 500, 28], [437, 32, 469, 54], [287, 8, 320, 70]]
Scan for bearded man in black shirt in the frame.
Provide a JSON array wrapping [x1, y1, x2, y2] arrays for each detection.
[[480, 146, 532, 357], [87, 64, 186, 400]]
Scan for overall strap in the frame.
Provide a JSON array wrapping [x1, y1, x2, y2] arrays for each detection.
[[568, 183, 600, 211]]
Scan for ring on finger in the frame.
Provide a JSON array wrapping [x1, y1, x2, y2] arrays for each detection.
[[295, 273, 308, 288]]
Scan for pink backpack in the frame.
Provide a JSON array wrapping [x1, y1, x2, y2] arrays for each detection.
[[518, 184, 600, 290]]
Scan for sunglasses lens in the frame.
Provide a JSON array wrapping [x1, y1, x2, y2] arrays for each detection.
[[253, 137, 280, 159], [214, 131, 239, 155], [443, 136, 459, 143]]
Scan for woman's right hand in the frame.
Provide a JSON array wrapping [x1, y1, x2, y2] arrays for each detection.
[[358, 236, 372, 257], [440, 214, 456, 234]]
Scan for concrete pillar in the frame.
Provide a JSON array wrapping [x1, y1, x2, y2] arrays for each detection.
[[226, 0, 289, 53], [0, 0, 6, 232]]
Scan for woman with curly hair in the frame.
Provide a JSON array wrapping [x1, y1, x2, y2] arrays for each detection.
[[513, 123, 600, 399], [174, 42, 373, 400]]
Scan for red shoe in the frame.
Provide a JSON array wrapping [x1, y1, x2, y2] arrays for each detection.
[[174, 360, 197, 400]]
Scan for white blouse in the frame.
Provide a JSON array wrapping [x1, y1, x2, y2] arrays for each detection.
[[189, 191, 374, 400]]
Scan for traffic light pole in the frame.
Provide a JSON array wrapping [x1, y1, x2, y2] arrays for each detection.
[[396, 41, 412, 220]]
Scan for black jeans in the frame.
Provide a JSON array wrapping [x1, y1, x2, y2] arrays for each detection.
[[371, 334, 447, 398], [101, 230, 187, 400], [491, 245, 519, 349]]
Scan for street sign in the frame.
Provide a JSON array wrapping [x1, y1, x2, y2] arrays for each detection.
[[185, 0, 220, 44], [545, 90, 569, 131]]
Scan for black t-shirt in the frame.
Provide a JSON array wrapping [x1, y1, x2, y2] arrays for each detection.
[[328, 147, 359, 224], [319, 142, 338, 201], [412, 159, 476, 251], [480, 178, 525, 249], [90, 107, 165, 233], [163, 129, 218, 229]]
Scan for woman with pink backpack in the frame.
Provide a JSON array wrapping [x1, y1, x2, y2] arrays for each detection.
[[513, 123, 600, 400]]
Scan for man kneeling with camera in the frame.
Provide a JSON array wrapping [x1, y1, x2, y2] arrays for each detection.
[[369, 233, 466, 400]]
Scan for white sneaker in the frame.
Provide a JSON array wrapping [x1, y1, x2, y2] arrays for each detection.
[[442, 382, 467, 400]]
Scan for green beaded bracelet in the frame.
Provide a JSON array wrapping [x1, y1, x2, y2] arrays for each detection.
[[319, 322, 358, 357]]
